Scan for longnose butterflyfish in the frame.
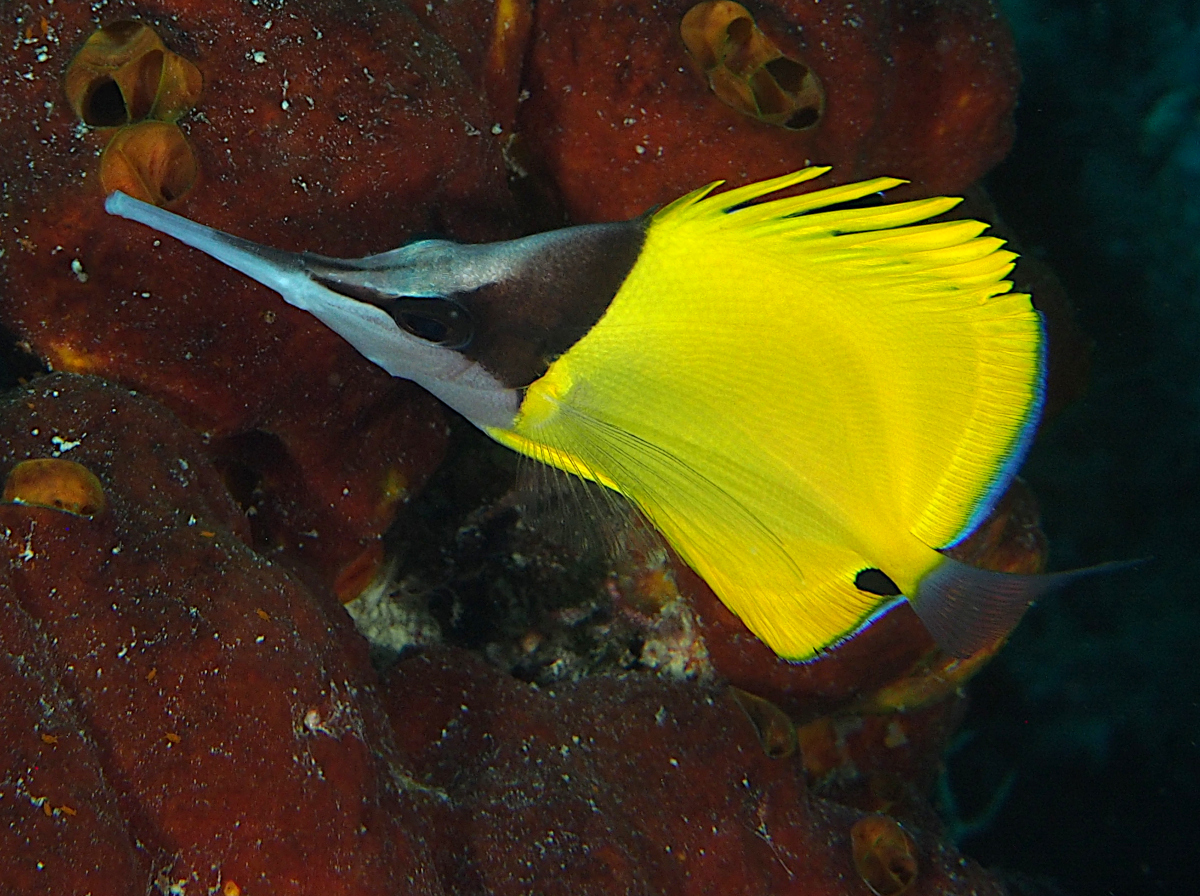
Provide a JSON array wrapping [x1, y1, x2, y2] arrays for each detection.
[[106, 167, 1073, 661]]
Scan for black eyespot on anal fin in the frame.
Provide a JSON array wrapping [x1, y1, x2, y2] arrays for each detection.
[[854, 568, 902, 597]]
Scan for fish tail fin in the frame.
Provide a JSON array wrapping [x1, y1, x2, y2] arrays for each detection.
[[910, 556, 1141, 658]]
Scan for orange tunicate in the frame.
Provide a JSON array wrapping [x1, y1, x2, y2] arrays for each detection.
[[850, 814, 919, 896], [851, 640, 1004, 714], [100, 121, 198, 206], [680, 1, 824, 130], [151, 50, 205, 123], [2, 458, 107, 518], [63, 20, 202, 128]]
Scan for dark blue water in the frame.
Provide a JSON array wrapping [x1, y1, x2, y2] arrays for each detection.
[[948, 2, 1200, 893]]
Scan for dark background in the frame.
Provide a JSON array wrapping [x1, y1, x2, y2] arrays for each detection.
[[951, 1, 1200, 893]]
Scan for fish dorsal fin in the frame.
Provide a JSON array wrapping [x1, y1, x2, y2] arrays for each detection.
[[639, 168, 1045, 551], [494, 168, 1045, 659]]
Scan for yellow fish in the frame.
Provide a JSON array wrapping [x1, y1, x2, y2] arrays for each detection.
[[106, 168, 1060, 660]]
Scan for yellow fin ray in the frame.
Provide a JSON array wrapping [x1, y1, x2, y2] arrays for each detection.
[[832, 224, 996, 257], [662, 168, 930, 233], [670, 166, 832, 217], [761, 198, 964, 240], [725, 174, 909, 221]]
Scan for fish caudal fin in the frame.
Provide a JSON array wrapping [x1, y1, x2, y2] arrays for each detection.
[[910, 556, 1139, 657]]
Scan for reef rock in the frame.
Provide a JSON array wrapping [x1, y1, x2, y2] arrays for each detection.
[[0, 375, 441, 894]]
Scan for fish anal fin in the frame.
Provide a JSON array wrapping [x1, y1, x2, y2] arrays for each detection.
[[910, 556, 1139, 658]]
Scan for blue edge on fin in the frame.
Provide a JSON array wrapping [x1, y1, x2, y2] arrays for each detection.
[[945, 312, 1049, 551], [827, 316, 1054, 662], [906, 313, 1053, 659]]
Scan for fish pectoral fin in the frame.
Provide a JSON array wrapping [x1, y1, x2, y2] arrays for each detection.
[[909, 556, 1142, 658]]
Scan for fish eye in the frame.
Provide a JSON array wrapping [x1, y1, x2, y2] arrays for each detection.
[[303, 264, 474, 349], [389, 297, 474, 349]]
